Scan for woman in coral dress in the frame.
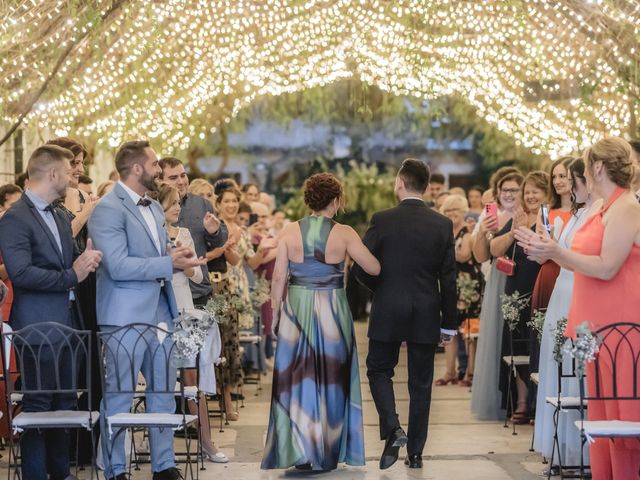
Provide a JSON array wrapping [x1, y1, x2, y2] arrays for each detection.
[[517, 137, 640, 480]]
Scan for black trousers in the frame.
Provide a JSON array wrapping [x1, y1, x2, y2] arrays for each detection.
[[366, 340, 436, 456], [20, 340, 77, 480]]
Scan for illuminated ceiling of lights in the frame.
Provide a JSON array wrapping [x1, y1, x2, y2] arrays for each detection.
[[0, 0, 638, 156]]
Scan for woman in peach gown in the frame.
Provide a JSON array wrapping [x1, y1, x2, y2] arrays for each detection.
[[517, 137, 640, 480]]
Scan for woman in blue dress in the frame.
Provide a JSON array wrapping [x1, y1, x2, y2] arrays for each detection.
[[261, 173, 380, 471]]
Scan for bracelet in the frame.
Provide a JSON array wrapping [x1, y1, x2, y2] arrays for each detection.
[[485, 232, 494, 241]]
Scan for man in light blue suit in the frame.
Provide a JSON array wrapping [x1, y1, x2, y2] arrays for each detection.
[[89, 140, 205, 480]]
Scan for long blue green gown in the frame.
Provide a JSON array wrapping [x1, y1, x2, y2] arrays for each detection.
[[261, 215, 365, 471]]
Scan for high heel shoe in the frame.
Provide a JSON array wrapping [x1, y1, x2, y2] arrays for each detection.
[[225, 411, 239, 421], [202, 446, 229, 463], [435, 375, 458, 386]]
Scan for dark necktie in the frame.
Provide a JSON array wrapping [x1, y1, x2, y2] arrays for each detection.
[[44, 203, 56, 213], [137, 198, 151, 207]]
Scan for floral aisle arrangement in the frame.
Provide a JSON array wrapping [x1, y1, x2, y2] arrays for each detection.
[[500, 290, 531, 332], [203, 294, 230, 325], [250, 277, 271, 311], [527, 308, 547, 342], [232, 294, 255, 330], [552, 316, 569, 363], [457, 273, 480, 338], [172, 310, 216, 367], [563, 321, 601, 376], [457, 273, 480, 313]]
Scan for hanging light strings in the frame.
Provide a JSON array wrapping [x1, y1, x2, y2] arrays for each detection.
[[0, 0, 637, 155]]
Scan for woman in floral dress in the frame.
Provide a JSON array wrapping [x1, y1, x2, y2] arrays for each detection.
[[213, 179, 275, 420]]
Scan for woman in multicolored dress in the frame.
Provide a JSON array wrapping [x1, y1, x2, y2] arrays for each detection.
[[213, 179, 275, 421], [261, 173, 380, 471]]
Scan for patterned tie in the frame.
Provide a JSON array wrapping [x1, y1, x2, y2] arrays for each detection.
[[137, 198, 152, 207]]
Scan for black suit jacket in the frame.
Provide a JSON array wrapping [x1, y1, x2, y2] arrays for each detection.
[[354, 199, 457, 344], [0, 194, 80, 342]]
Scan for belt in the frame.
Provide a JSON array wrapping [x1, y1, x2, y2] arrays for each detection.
[[209, 271, 226, 283]]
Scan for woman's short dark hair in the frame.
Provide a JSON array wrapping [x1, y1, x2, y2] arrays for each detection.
[[241, 182, 259, 193], [0, 183, 22, 206], [238, 201, 252, 214], [496, 171, 525, 207], [213, 178, 241, 204], [548, 156, 575, 209], [303, 173, 344, 211], [398, 158, 430, 193], [46, 137, 88, 160], [568, 158, 586, 214], [490, 166, 522, 201]]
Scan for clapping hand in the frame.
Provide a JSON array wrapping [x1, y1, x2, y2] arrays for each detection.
[[170, 241, 206, 270], [513, 227, 557, 263], [73, 239, 103, 282], [511, 207, 529, 230], [439, 332, 454, 346], [203, 212, 220, 234]]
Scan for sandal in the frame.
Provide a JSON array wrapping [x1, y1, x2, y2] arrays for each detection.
[[459, 377, 473, 387], [225, 411, 239, 421], [435, 375, 458, 386], [511, 410, 530, 425]]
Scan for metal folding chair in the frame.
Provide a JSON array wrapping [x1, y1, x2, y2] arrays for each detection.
[[575, 322, 640, 479], [97, 323, 198, 480], [0, 322, 99, 480]]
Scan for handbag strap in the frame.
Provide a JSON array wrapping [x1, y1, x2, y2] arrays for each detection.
[[508, 237, 517, 260]]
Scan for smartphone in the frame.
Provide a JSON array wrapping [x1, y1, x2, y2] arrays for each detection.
[[541, 203, 551, 233], [248, 213, 258, 226], [485, 202, 499, 231]]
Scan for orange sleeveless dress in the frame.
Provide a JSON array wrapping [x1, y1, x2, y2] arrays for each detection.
[[567, 187, 640, 480]]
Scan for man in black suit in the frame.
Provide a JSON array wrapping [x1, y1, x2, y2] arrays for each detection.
[[0, 145, 103, 480], [354, 158, 457, 470]]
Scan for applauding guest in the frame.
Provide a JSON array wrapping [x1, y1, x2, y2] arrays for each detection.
[[516, 137, 640, 480], [0, 145, 103, 480], [89, 141, 206, 480]]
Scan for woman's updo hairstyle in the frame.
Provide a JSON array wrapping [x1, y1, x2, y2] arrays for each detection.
[[303, 173, 344, 212], [148, 183, 179, 211], [213, 178, 241, 205], [583, 137, 634, 188]]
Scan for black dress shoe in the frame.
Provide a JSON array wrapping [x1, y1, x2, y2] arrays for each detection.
[[294, 463, 312, 470], [108, 475, 127, 480], [379, 426, 408, 470], [404, 454, 423, 468], [152, 467, 183, 480]]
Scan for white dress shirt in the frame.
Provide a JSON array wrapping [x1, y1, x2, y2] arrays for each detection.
[[400, 196, 457, 337], [118, 181, 162, 254]]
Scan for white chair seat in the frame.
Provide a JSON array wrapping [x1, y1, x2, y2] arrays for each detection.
[[133, 384, 198, 400], [502, 355, 530, 366], [12, 410, 99, 432], [546, 396, 587, 408], [107, 412, 197, 436], [530, 372, 540, 385], [575, 420, 640, 438]]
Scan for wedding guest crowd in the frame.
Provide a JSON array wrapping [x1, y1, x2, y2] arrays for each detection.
[[0, 134, 639, 479]]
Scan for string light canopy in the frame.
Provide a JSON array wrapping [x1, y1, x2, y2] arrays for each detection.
[[0, 0, 638, 157]]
